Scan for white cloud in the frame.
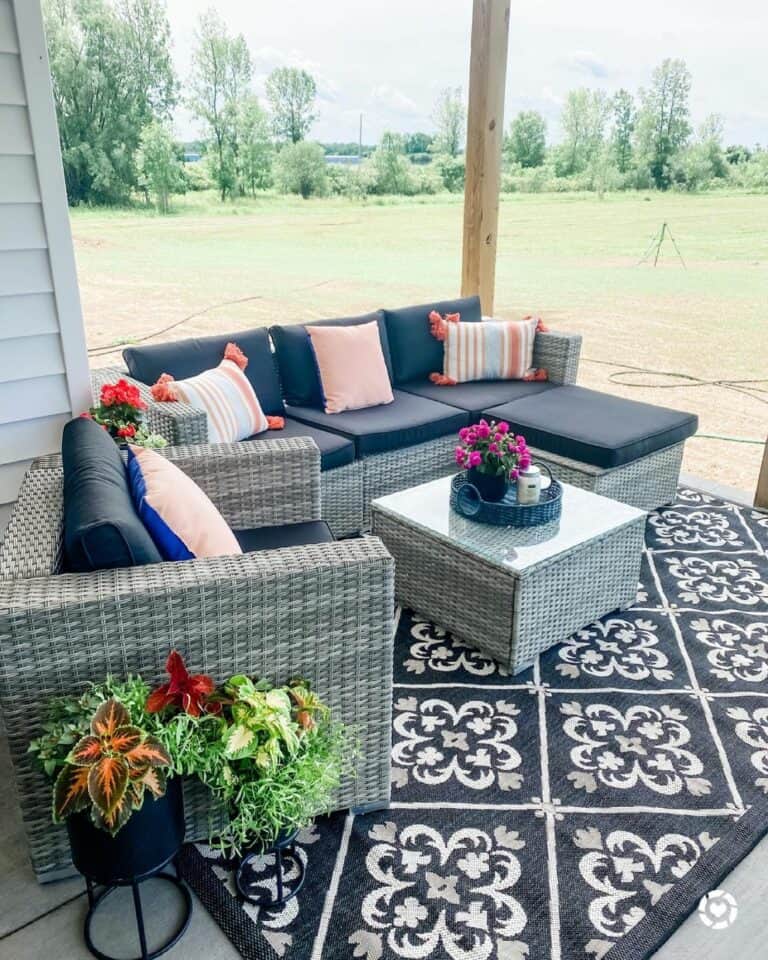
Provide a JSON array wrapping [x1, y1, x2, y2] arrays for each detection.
[[369, 84, 421, 117], [564, 50, 610, 79]]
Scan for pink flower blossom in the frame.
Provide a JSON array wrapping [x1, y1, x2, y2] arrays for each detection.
[[488, 443, 499, 454], [458, 427, 471, 442], [468, 451, 482, 468], [476, 423, 491, 439], [497, 422, 509, 435], [515, 435, 526, 447], [520, 454, 532, 469], [510, 468, 519, 480], [455, 447, 467, 465]]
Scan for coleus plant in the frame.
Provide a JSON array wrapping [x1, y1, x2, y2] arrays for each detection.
[[222, 676, 326, 766], [53, 698, 171, 834]]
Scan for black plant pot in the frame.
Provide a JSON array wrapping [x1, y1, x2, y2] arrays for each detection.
[[67, 776, 185, 885], [467, 467, 509, 502], [67, 777, 192, 960]]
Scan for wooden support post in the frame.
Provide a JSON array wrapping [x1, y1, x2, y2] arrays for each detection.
[[461, 0, 511, 315], [755, 435, 768, 510]]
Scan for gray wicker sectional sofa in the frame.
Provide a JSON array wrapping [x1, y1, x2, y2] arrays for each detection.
[[96, 294, 697, 534]]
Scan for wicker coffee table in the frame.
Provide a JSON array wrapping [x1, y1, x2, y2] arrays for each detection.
[[371, 475, 646, 674]]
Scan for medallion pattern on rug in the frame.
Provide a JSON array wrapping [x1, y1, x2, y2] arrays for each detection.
[[180, 490, 768, 959]]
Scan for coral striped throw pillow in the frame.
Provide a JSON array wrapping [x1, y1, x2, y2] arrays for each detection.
[[150, 343, 270, 443], [429, 313, 547, 385]]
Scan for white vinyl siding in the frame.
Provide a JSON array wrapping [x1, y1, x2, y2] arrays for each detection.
[[0, 0, 89, 541]]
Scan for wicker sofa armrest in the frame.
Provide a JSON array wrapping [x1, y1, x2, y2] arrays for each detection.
[[533, 329, 582, 385], [160, 437, 321, 528], [0, 537, 395, 880], [91, 366, 209, 446], [0, 466, 63, 580]]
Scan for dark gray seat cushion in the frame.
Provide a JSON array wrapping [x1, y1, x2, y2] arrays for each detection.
[[286, 390, 468, 457], [124, 328, 284, 416], [399, 378, 557, 421], [235, 520, 334, 553], [484, 385, 698, 469], [270, 311, 392, 408], [245, 418, 355, 472], [383, 295, 482, 385], [62, 418, 163, 572]]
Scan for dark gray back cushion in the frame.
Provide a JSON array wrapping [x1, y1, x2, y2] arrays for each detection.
[[62, 418, 162, 572], [124, 328, 284, 416], [384, 296, 482, 384], [270, 311, 391, 408]]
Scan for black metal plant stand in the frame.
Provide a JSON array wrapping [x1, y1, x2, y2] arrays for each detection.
[[82, 856, 193, 960], [235, 830, 306, 908]]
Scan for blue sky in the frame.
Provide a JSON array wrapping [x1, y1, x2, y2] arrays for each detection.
[[166, 0, 768, 148]]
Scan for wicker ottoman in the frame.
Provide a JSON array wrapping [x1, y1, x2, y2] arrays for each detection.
[[372, 475, 646, 674]]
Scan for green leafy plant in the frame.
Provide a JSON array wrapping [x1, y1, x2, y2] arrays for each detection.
[[52, 698, 171, 834]]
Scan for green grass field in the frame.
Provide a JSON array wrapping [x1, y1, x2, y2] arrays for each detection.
[[71, 189, 768, 491]]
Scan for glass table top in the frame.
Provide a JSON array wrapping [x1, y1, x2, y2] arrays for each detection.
[[372, 475, 646, 574]]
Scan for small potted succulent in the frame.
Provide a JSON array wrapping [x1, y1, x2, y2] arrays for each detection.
[[454, 419, 532, 501], [82, 378, 166, 448]]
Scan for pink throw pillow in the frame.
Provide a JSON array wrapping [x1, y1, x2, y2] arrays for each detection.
[[127, 445, 242, 561], [306, 321, 394, 414]]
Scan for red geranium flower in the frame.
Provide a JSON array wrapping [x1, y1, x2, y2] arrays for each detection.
[[116, 424, 137, 438], [100, 379, 146, 411], [146, 651, 219, 717]]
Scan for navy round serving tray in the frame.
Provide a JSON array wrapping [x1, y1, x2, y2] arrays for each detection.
[[450, 472, 562, 527]]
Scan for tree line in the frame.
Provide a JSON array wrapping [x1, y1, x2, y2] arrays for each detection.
[[501, 58, 766, 195], [44, 1, 767, 211]]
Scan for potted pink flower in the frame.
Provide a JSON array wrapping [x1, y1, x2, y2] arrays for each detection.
[[454, 420, 531, 501]]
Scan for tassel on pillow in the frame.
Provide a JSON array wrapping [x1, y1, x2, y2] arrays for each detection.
[[428, 310, 461, 342], [429, 372, 457, 386], [223, 341, 248, 370], [151, 372, 178, 402]]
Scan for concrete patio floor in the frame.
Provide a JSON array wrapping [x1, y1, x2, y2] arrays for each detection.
[[0, 728, 765, 960]]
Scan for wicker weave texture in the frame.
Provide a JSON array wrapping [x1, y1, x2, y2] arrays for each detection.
[[532, 330, 582, 385], [372, 507, 645, 674], [529, 442, 684, 511], [321, 461, 364, 537], [361, 436, 458, 529]]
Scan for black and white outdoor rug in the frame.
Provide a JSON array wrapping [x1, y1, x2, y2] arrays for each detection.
[[179, 488, 768, 960]]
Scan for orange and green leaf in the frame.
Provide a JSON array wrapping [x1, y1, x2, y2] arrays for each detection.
[[139, 766, 168, 799], [123, 735, 170, 769], [68, 735, 103, 766], [108, 725, 143, 755], [53, 766, 91, 820], [87, 756, 129, 816], [90, 699, 130, 739], [91, 795, 133, 835]]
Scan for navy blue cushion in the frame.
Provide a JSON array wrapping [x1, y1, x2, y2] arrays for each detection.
[[123, 328, 284, 416], [384, 296, 482, 385], [245, 418, 355, 472], [484, 385, 699, 469], [398, 378, 557, 421], [270, 311, 392, 408], [61, 418, 162, 572], [286, 390, 468, 457], [235, 520, 334, 553]]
